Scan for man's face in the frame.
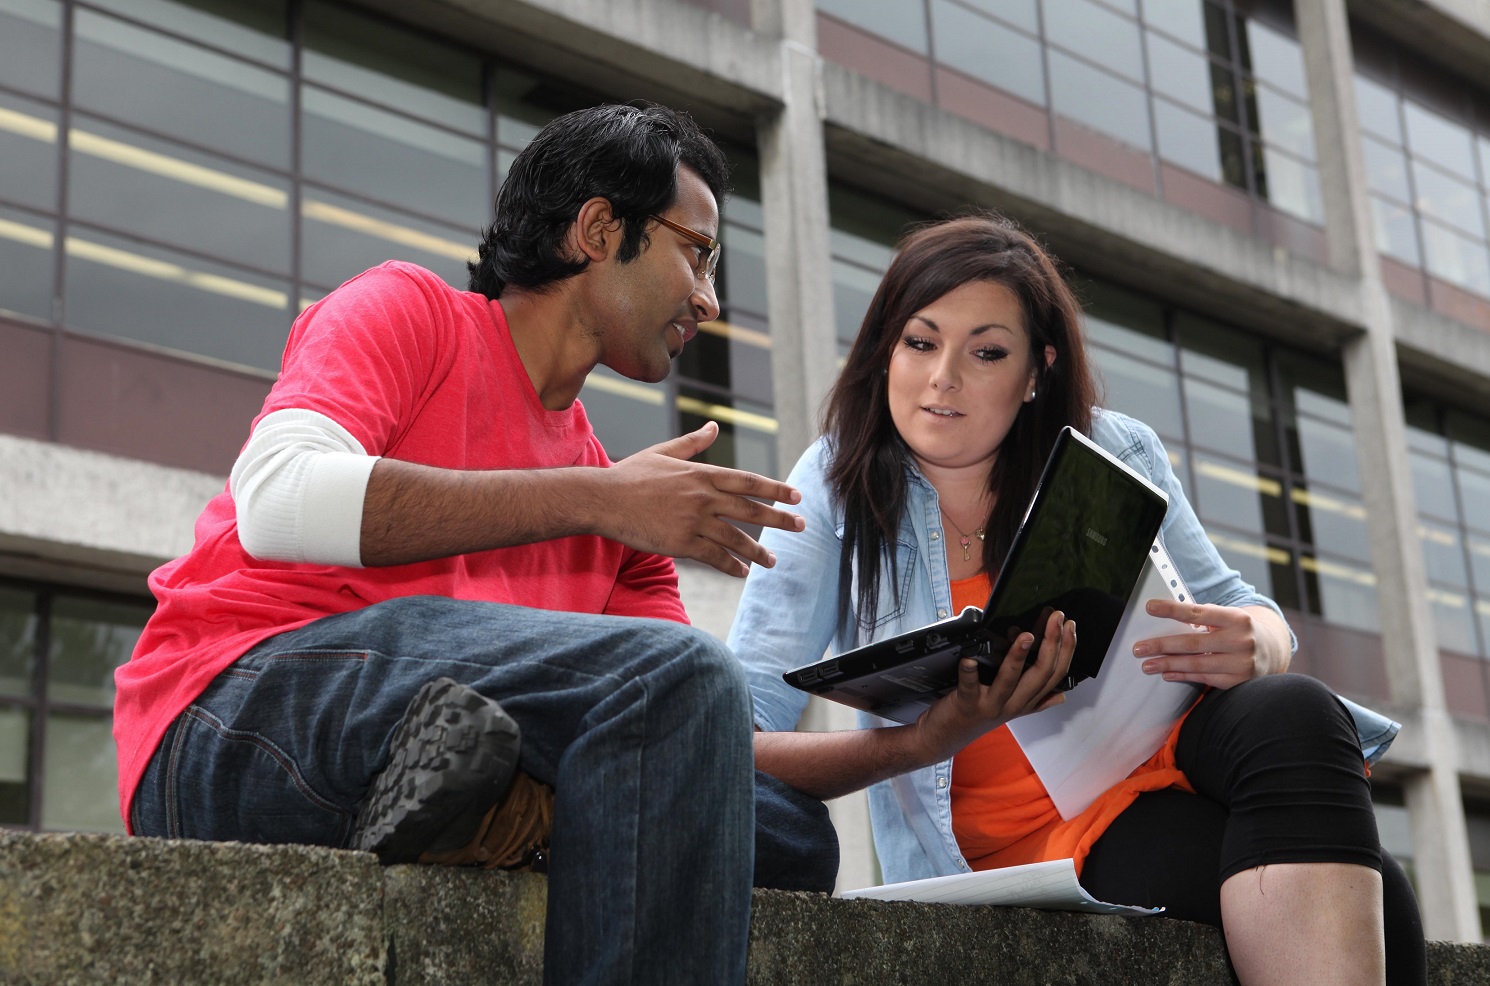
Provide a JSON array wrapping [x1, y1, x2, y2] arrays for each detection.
[[595, 166, 721, 383]]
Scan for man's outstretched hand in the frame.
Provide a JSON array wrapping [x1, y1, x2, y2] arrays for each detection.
[[601, 422, 805, 577]]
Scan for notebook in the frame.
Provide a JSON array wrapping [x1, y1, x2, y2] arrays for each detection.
[[782, 426, 1169, 725]]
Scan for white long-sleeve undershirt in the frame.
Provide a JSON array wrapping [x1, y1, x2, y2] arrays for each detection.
[[229, 407, 379, 567]]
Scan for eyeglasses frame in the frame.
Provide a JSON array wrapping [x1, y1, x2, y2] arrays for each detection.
[[649, 214, 721, 283]]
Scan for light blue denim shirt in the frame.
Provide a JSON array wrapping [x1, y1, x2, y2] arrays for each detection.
[[728, 408, 1296, 884]]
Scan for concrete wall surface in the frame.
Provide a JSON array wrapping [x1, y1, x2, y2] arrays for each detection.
[[1, 831, 1485, 985]]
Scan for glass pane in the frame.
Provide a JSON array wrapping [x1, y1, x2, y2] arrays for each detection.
[[302, 87, 487, 226], [1143, 0, 1205, 49], [931, 0, 1046, 106], [1261, 149, 1322, 223], [48, 596, 150, 707], [1450, 411, 1490, 475], [0, 705, 30, 824], [577, 367, 670, 461], [0, 0, 62, 98], [1192, 453, 1288, 540], [1155, 98, 1242, 184], [0, 205, 56, 322], [1178, 313, 1264, 391], [956, 0, 1038, 33], [1045, 0, 1144, 82], [1460, 469, 1490, 536], [1090, 347, 1184, 442], [1361, 135, 1411, 203], [832, 258, 885, 346], [1278, 350, 1351, 424], [1429, 587, 1478, 655], [41, 712, 124, 833], [1244, 19, 1306, 98], [89, 0, 289, 68], [817, 0, 929, 53], [1412, 450, 1459, 520], [1083, 281, 1171, 364], [68, 115, 292, 273], [677, 319, 774, 407], [64, 225, 292, 371], [1411, 161, 1485, 239], [1206, 527, 1286, 603], [1295, 417, 1362, 492], [1049, 50, 1153, 150], [0, 90, 60, 212], [1304, 554, 1380, 632], [1421, 220, 1490, 296], [1354, 73, 1401, 144], [0, 587, 37, 699], [1184, 379, 1271, 462], [73, 10, 291, 169], [1295, 485, 1370, 562], [1371, 196, 1421, 266], [303, 0, 484, 135], [1420, 519, 1470, 588], [1471, 535, 1490, 592], [718, 223, 768, 316], [1146, 32, 1212, 113], [1254, 85, 1315, 160], [1403, 101, 1477, 182], [300, 187, 476, 292], [677, 386, 778, 479]]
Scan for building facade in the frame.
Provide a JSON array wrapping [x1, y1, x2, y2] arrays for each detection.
[[2, 0, 1490, 941]]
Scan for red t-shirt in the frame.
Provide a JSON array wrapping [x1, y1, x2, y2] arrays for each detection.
[[113, 262, 686, 824]]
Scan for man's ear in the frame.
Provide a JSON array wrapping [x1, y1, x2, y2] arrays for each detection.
[[569, 196, 622, 264]]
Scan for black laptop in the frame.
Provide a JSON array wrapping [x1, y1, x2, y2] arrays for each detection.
[[783, 426, 1169, 725]]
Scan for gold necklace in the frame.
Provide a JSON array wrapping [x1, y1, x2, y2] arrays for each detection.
[[939, 506, 986, 562]]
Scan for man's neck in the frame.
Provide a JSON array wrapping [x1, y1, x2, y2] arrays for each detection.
[[499, 284, 600, 411]]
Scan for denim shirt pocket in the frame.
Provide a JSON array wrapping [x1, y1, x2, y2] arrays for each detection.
[[836, 522, 919, 638]]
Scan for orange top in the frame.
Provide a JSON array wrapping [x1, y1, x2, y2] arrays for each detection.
[[948, 572, 1196, 875]]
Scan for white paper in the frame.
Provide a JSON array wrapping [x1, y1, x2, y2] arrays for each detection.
[[1007, 543, 1204, 820], [840, 858, 1162, 915]]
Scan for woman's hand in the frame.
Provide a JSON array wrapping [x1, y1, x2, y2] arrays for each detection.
[[1132, 600, 1291, 689], [912, 609, 1076, 764]]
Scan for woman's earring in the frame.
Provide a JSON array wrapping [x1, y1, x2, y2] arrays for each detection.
[[1028, 388, 1036, 401]]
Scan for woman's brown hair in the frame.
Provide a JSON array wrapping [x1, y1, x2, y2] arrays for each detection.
[[823, 213, 1099, 631]]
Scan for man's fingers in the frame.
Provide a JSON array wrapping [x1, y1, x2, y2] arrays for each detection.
[[645, 421, 719, 461], [710, 467, 801, 507]]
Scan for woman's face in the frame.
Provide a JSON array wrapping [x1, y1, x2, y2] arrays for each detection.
[[886, 279, 1045, 476]]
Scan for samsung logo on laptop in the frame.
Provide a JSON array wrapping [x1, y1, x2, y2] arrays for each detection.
[[1085, 528, 1108, 546]]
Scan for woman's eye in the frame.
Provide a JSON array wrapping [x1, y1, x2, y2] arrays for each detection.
[[902, 336, 933, 352], [975, 348, 1008, 362]]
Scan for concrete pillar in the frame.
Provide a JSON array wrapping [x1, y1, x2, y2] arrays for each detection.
[[1295, 0, 1481, 940], [751, 0, 838, 470], [751, 0, 877, 893]]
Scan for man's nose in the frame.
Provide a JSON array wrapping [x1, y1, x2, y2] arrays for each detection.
[[692, 276, 720, 323]]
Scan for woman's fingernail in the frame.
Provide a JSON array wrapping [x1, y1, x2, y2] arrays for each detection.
[[1142, 661, 1158, 674], [1133, 643, 1150, 656]]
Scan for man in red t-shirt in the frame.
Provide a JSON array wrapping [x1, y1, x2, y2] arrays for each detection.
[[113, 103, 834, 986]]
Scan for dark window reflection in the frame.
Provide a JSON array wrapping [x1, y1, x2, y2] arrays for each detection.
[[0, 705, 32, 825], [48, 596, 149, 707], [301, 87, 487, 226], [0, 0, 62, 99], [677, 385, 777, 478], [64, 225, 291, 371], [0, 91, 61, 212], [0, 206, 56, 322], [300, 186, 475, 291], [577, 368, 670, 461], [72, 10, 291, 170], [67, 114, 292, 273]]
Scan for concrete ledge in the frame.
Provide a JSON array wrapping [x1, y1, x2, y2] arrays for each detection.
[[1, 832, 1484, 984]]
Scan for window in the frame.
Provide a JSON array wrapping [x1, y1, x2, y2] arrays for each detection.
[[0, 581, 152, 834]]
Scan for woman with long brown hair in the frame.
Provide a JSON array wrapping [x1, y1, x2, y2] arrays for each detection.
[[729, 214, 1424, 985]]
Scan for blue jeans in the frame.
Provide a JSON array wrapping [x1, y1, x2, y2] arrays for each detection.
[[130, 596, 789, 986]]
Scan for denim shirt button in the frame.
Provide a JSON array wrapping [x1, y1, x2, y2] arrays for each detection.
[[936, 775, 948, 789], [930, 530, 940, 540], [937, 609, 947, 619]]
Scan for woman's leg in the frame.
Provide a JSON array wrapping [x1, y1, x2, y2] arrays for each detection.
[[1178, 674, 1424, 986]]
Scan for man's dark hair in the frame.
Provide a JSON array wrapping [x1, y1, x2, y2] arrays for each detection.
[[467, 103, 730, 298]]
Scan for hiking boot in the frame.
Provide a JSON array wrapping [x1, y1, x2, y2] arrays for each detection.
[[418, 770, 555, 872], [352, 677, 521, 864]]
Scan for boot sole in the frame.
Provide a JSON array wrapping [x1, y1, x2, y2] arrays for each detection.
[[352, 677, 521, 863]]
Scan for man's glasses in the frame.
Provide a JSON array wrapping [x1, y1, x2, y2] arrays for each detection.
[[650, 214, 721, 283]]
